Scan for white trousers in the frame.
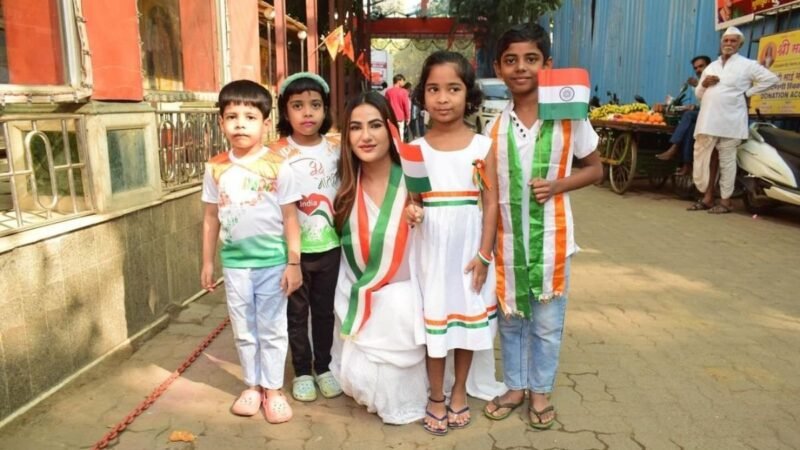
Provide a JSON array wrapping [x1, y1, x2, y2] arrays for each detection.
[[693, 134, 741, 199], [224, 265, 288, 389]]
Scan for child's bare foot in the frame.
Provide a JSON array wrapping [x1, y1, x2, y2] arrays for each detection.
[[483, 389, 525, 420]]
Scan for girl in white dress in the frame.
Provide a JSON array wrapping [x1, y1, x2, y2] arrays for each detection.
[[407, 51, 499, 435], [329, 92, 427, 424]]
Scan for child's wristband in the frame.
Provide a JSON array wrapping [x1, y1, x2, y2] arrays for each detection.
[[477, 250, 493, 266]]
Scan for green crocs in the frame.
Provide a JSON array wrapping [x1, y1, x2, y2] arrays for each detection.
[[292, 375, 317, 402], [315, 371, 343, 399]]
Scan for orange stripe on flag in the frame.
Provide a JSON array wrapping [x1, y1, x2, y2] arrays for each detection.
[[538, 68, 590, 88], [552, 121, 570, 293], [398, 144, 424, 162]]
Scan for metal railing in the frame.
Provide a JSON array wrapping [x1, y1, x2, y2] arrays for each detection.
[[157, 109, 227, 191], [0, 115, 94, 237]]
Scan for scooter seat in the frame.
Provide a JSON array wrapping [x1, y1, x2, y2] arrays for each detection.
[[758, 126, 800, 159]]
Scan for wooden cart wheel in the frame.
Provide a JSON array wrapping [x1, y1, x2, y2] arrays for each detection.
[[609, 132, 637, 194]]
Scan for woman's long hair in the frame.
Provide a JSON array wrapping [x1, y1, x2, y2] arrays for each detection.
[[333, 91, 402, 233]]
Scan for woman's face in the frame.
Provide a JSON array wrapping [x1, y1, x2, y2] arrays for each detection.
[[348, 104, 391, 165]]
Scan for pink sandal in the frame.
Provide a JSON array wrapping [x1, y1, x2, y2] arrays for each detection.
[[263, 391, 293, 424], [230, 389, 262, 416]]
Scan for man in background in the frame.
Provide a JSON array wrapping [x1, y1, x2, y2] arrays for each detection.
[[384, 74, 411, 141]]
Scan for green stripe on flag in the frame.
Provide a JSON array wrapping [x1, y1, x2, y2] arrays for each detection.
[[506, 124, 532, 317], [528, 121, 554, 300], [539, 102, 588, 120], [404, 175, 431, 193]]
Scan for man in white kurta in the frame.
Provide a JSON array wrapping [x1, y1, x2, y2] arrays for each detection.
[[692, 26, 779, 213]]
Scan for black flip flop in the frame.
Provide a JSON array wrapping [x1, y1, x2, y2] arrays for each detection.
[[422, 396, 448, 436], [447, 405, 470, 429]]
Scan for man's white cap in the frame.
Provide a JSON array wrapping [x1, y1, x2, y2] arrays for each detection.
[[723, 26, 744, 37]]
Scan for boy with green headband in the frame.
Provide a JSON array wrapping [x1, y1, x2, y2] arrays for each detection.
[[482, 23, 603, 429]]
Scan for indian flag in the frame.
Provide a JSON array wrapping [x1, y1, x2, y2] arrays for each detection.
[[388, 122, 431, 193], [538, 68, 590, 120]]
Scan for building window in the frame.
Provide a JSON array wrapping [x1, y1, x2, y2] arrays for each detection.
[[0, 0, 91, 104], [139, 0, 184, 91], [157, 109, 226, 191], [107, 129, 148, 194], [0, 115, 94, 236], [0, 0, 66, 86]]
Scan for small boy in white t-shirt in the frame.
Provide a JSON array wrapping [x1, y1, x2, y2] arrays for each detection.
[[201, 79, 302, 424]]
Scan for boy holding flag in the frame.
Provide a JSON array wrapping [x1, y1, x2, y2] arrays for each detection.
[[482, 23, 603, 429]]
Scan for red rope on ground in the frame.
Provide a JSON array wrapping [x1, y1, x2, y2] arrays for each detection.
[[91, 317, 230, 449]]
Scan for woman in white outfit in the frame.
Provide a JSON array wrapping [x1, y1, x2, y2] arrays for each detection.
[[329, 92, 504, 425]]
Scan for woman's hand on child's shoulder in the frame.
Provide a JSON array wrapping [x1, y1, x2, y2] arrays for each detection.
[[405, 202, 424, 228]]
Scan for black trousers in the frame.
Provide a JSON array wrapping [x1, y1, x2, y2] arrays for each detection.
[[287, 247, 340, 377]]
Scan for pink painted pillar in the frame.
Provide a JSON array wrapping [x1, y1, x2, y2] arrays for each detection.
[[227, 0, 260, 82]]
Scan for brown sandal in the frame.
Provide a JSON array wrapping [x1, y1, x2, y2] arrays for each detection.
[[529, 404, 556, 429], [483, 395, 524, 420], [687, 201, 712, 211]]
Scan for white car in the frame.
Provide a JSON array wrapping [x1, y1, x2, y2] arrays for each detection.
[[469, 78, 510, 133]]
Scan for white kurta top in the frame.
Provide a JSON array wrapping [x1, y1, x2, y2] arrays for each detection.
[[695, 53, 779, 140]]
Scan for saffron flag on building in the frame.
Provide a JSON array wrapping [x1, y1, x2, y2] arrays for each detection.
[[342, 31, 355, 62], [388, 122, 431, 193], [537, 68, 590, 120], [324, 25, 344, 60], [356, 51, 370, 79]]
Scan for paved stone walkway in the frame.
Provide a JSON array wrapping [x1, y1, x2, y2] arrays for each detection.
[[1, 184, 799, 449]]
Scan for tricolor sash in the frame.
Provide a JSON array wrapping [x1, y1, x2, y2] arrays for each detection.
[[492, 106, 572, 317], [340, 163, 409, 336]]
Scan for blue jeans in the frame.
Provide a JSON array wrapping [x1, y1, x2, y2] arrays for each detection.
[[498, 259, 571, 393], [224, 264, 288, 389], [670, 110, 698, 164]]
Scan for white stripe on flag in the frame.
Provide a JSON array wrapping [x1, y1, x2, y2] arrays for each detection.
[[402, 160, 428, 179], [538, 85, 591, 105]]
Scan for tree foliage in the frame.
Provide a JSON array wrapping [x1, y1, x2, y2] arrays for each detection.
[[429, 0, 563, 77], [447, 0, 562, 39]]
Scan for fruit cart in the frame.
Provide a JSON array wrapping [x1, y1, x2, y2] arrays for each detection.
[[591, 119, 687, 194]]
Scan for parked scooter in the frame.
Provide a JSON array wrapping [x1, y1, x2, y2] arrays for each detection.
[[737, 122, 800, 214]]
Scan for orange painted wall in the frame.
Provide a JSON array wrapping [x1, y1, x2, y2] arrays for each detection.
[[180, 0, 219, 92], [227, 0, 260, 82], [2, 0, 64, 85], [83, 1, 143, 100]]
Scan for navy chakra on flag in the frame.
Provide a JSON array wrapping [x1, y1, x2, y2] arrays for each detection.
[[558, 86, 575, 102]]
